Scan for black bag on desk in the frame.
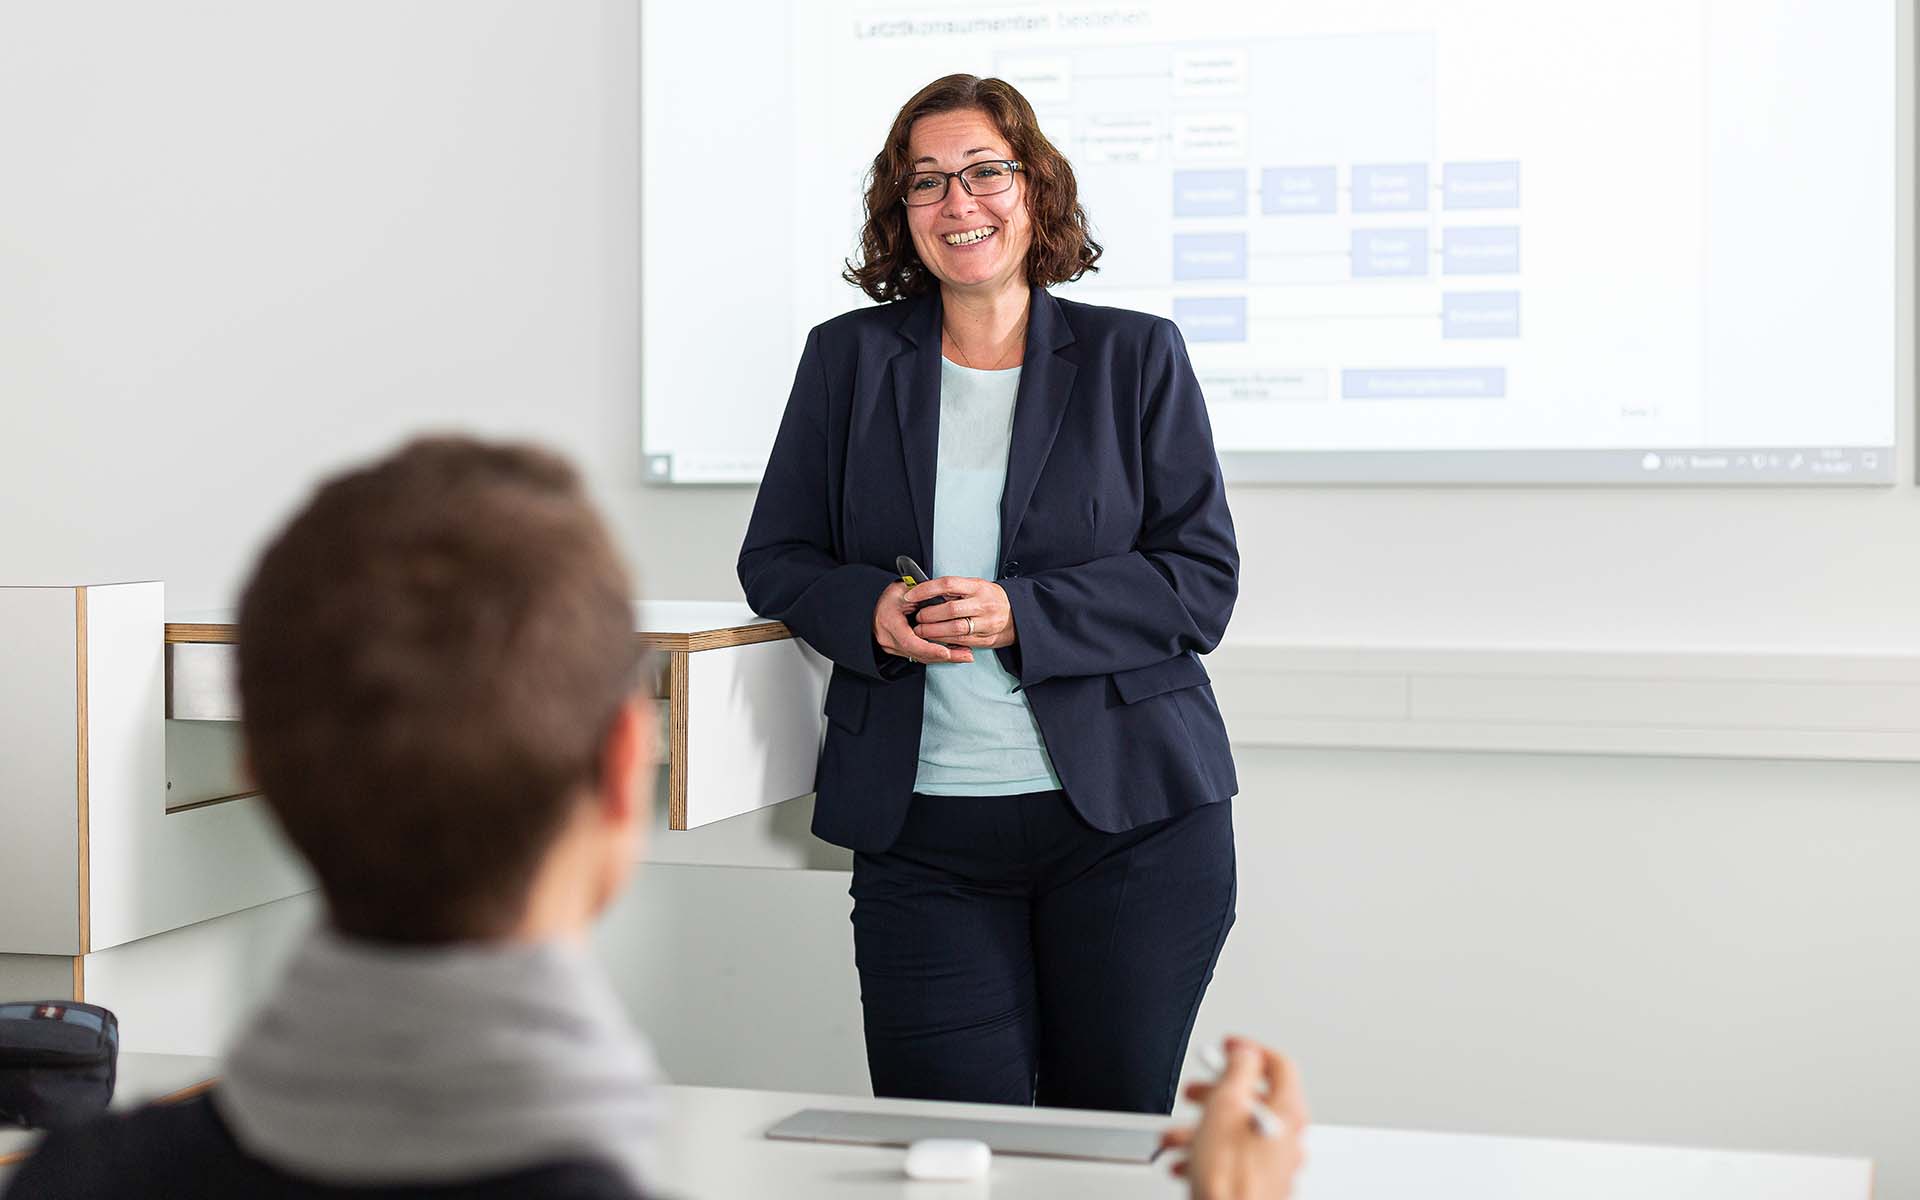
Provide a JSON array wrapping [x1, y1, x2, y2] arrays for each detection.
[[0, 1001, 118, 1130]]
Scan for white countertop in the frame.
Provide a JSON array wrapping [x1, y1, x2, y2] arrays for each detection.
[[0, 1071, 1873, 1198], [649, 1084, 1872, 1200], [166, 600, 773, 635]]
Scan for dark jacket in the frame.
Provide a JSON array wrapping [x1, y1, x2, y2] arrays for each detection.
[[2, 1095, 641, 1199], [738, 286, 1239, 852]]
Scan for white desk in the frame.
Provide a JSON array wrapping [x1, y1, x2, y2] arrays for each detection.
[[0, 1076, 1873, 1197], [650, 1085, 1873, 1200]]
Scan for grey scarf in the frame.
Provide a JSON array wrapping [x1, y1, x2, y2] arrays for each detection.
[[214, 926, 661, 1190]]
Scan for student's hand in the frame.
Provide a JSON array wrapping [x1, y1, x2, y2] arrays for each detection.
[[904, 576, 1018, 650], [1160, 1038, 1307, 1200], [874, 580, 974, 664]]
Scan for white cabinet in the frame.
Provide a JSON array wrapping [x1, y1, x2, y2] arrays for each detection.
[[1, 588, 827, 1006]]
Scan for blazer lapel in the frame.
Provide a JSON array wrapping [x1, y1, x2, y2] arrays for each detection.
[[999, 286, 1078, 558], [890, 291, 942, 564]]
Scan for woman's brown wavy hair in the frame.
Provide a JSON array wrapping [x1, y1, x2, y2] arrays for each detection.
[[843, 74, 1102, 303]]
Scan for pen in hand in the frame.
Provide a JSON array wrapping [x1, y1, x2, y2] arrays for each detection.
[[1196, 1042, 1285, 1138]]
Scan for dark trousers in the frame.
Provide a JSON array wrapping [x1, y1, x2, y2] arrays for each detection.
[[849, 791, 1236, 1114]]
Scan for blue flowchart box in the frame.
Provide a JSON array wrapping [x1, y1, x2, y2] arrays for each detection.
[[1351, 228, 1429, 278], [1342, 367, 1507, 399], [1173, 296, 1247, 343], [1442, 226, 1520, 274], [1442, 291, 1521, 338], [1351, 163, 1428, 212], [1173, 233, 1248, 281], [1261, 166, 1336, 215], [1444, 161, 1520, 209], [1173, 170, 1248, 217]]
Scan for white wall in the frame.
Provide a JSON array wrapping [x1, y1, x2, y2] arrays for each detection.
[[83, 891, 319, 1056], [2, 1, 1917, 646], [2, 1, 1917, 1197], [0, 0, 652, 607], [1206, 749, 1920, 1180]]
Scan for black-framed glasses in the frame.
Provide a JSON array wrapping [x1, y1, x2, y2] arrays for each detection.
[[900, 160, 1023, 207]]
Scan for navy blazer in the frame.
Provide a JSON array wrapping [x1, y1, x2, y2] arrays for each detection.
[[738, 286, 1239, 852]]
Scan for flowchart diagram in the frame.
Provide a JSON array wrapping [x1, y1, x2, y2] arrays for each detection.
[[1000, 34, 1520, 406]]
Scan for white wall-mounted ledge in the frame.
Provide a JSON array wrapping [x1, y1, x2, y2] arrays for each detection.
[[162, 602, 771, 721], [1207, 641, 1920, 764], [158, 603, 823, 831], [6, 585, 828, 961], [171, 635, 1920, 769]]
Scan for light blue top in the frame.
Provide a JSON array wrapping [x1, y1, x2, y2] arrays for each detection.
[[913, 359, 1064, 797]]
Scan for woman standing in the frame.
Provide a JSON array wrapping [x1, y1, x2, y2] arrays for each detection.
[[739, 74, 1240, 1114]]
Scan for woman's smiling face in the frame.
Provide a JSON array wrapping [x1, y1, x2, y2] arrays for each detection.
[[903, 108, 1033, 298]]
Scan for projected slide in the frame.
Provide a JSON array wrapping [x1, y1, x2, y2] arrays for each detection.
[[641, 1, 1898, 484]]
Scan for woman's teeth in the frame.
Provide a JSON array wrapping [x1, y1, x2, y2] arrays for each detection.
[[944, 227, 996, 245]]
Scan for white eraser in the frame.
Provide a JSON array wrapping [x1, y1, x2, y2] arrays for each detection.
[[904, 1137, 991, 1181]]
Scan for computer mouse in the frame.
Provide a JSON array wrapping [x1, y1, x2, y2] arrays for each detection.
[[904, 1137, 991, 1180]]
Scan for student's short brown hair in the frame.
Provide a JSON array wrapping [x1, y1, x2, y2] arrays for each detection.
[[237, 437, 641, 943], [843, 74, 1102, 303]]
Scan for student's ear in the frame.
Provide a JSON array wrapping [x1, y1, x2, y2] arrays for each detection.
[[597, 695, 655, 833]]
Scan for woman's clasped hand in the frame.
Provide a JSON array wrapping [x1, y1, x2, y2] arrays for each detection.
[[872, 575, 1017, 664]]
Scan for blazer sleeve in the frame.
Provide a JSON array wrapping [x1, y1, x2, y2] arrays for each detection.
[[995, 318, 1238, 687], [738, 327, 906, 682]]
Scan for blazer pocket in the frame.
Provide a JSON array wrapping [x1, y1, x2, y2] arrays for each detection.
[[823, 671, 870, 734], [1111, 653, 1211, 705]]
